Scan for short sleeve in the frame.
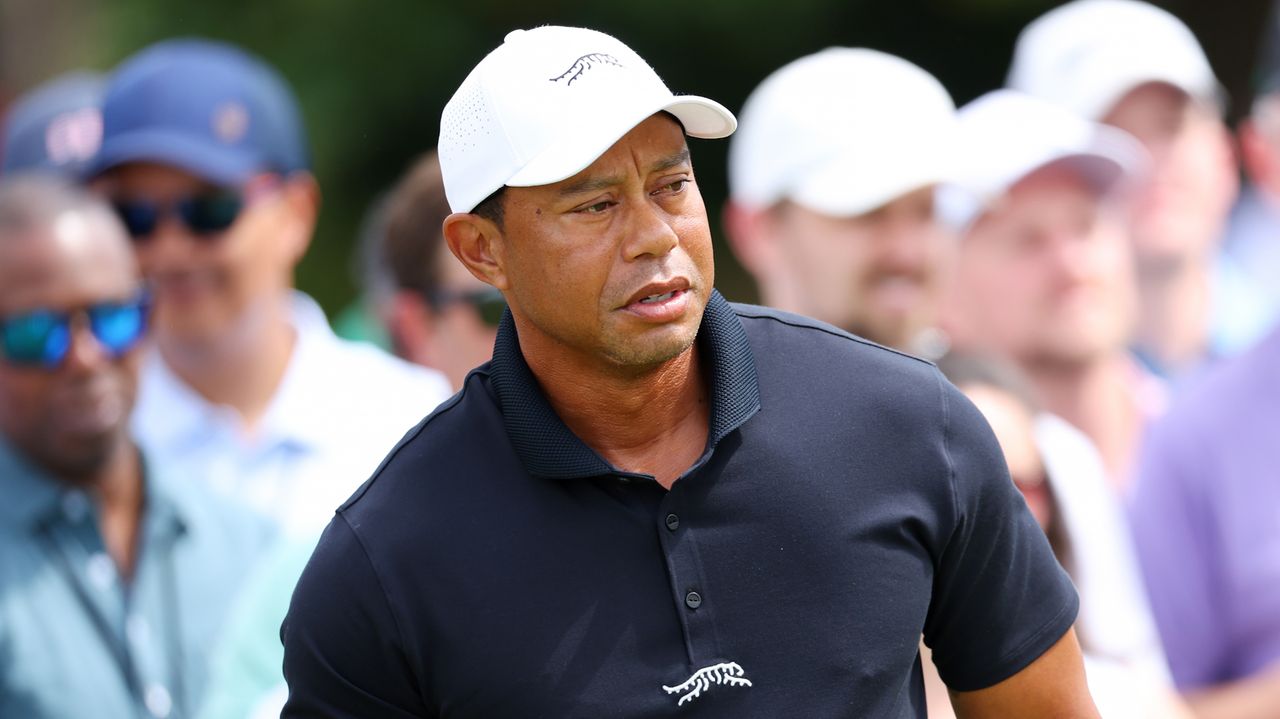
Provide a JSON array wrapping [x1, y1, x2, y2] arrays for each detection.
[[280, 515, 430, 718], [1126, 416, 1226, 689], [922, 374, 1079, 692]]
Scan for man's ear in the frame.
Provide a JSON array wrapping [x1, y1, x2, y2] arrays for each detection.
[[722, 201, 781, 279], [275, 171, 320, 265], [443, 213, 508, 290]]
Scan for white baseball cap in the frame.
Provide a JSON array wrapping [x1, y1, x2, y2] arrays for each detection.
[[939, 89, 1148, 229], [438, 26, 736, 213], [728, 48, 957, 217], [1007, 0, 1222, 121]]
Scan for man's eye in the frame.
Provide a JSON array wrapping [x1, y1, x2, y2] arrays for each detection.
[[580, 201, 612, 214], [658, 179, 688, 194]]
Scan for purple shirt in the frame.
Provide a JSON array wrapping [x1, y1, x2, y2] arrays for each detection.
[[1128, 325, 1280, 689]]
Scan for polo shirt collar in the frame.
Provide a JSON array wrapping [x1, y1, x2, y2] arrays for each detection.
[[135, 291, 335, 452], [0, 436, 187, 538], [490, 290, 760, 479]]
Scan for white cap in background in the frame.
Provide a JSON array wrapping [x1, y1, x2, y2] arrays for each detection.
[[939, 89, 1148, 229], [728, 48, 957, 217], [1007, 0, 1222, 120], [438, 26, 736, 213]]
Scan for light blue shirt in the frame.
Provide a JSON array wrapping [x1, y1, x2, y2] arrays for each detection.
[[0, 438, 274, 718], [131, 292, 454, 540]]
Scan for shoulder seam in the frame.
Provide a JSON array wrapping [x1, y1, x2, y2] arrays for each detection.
[[339, 378, 473, 510], [934, 367, 962, 530], [334, 512, 419, 687]]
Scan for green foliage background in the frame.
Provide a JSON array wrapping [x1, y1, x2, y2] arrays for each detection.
[[36, 0, 1270, 314]]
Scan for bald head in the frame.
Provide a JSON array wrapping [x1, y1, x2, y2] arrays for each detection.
[[0, 175, 143, 482]]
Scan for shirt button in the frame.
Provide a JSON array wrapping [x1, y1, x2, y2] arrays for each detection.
[[86, 552, 116, 591], [685, 590, 702, 610], [145, 684, 172, 718], [665, 513, 680, 531], [61, 491, 90, 523]]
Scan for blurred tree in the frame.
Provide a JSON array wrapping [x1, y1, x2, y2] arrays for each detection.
[[1, 0, 1270, 314]]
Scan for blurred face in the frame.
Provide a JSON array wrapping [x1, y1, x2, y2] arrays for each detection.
[[0, 211, 142, 480], [949, 164, 1138, 367], [496, 114, 714, 371], [760, 187, 950, 350], [92, 163, 306, 348], [424, 240, 501, 389], [1103, 82, 1237, 272], [960, 383, 1051, 529]]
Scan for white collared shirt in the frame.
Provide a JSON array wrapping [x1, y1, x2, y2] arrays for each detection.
[[132, 292, 454, 539]]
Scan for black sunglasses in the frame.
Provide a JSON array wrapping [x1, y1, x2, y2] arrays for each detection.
[[112, 190, 244, 241], [0, 291, 150, 369], [427, 287, 507, 327]]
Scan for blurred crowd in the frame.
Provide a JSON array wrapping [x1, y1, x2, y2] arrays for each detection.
[[0, 0, 1278, 717]]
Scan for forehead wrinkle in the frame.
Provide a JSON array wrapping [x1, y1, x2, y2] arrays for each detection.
[[555, 136, 693, 200]]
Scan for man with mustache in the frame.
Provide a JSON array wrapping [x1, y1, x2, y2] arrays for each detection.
[[282, 26, 1098, 717], [724, 48, 956, 357]]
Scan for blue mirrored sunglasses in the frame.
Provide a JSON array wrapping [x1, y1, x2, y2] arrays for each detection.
[[0, 292, 149, 369]]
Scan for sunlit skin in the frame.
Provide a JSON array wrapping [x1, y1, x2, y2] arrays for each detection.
[[729, 186, 950, 350], [947, 163, 1138, 369], [0, 210, 142, 480], [444, 114, 713, 486], [1102, 82, 1237, 275]]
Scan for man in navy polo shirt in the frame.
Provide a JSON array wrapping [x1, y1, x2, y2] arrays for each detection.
[[281, 26, 1099, 717]]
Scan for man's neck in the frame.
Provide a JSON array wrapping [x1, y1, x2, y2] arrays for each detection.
[[77, 437, 145, 580], [1024, 352, 1144, 492], [1133, 255, 1212, 377], [522, 338, 710, 490], [159, 298, 297, 434]]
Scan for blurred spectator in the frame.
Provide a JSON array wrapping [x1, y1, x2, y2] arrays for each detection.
[[927, 352, 1187, 719], [198, 151, 503, 719], [941, 89, 1152, 488], [724, 48, 955, 356], [1223, 1, 1280, 351], [1128, 327, 1280, 717], [84, 39, 453, 539], [1009, 0, 1244, 380], [361, 150, 502, 389], [1, 71, 103, 177], [0, 175, 272, 718]]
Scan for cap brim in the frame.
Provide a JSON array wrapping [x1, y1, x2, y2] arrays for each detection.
[[86, 129, 259, 186], [789, 154, 951, 217], [506, 94, 735, 189]]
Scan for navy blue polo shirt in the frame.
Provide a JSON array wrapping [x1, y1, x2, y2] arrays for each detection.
[[281, 291, 1077, 718]]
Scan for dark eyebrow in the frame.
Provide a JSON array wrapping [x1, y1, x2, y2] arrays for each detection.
[[556, 146, 693, 199]]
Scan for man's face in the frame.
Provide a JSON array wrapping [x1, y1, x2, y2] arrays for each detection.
[[495, 114, 714, 371], [1102, 82, 1237, 273], [759, 187, 949, 350], [949, 164, 1138, 367], [92, 163, 302, 347], [0, 212, 142, 479]]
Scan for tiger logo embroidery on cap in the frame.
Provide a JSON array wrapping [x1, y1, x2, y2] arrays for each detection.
[[661, 661, 753, 706], [549, 53, 623, 86]]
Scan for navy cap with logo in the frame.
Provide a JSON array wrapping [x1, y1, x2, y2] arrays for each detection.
[[88, 38, 309, 185], [1, 71, 105, 177]]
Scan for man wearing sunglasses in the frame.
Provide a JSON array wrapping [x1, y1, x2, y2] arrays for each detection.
[[0, 176, 272, 717], [368, 150, 504, 390], [85, 39, 453, 540]]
